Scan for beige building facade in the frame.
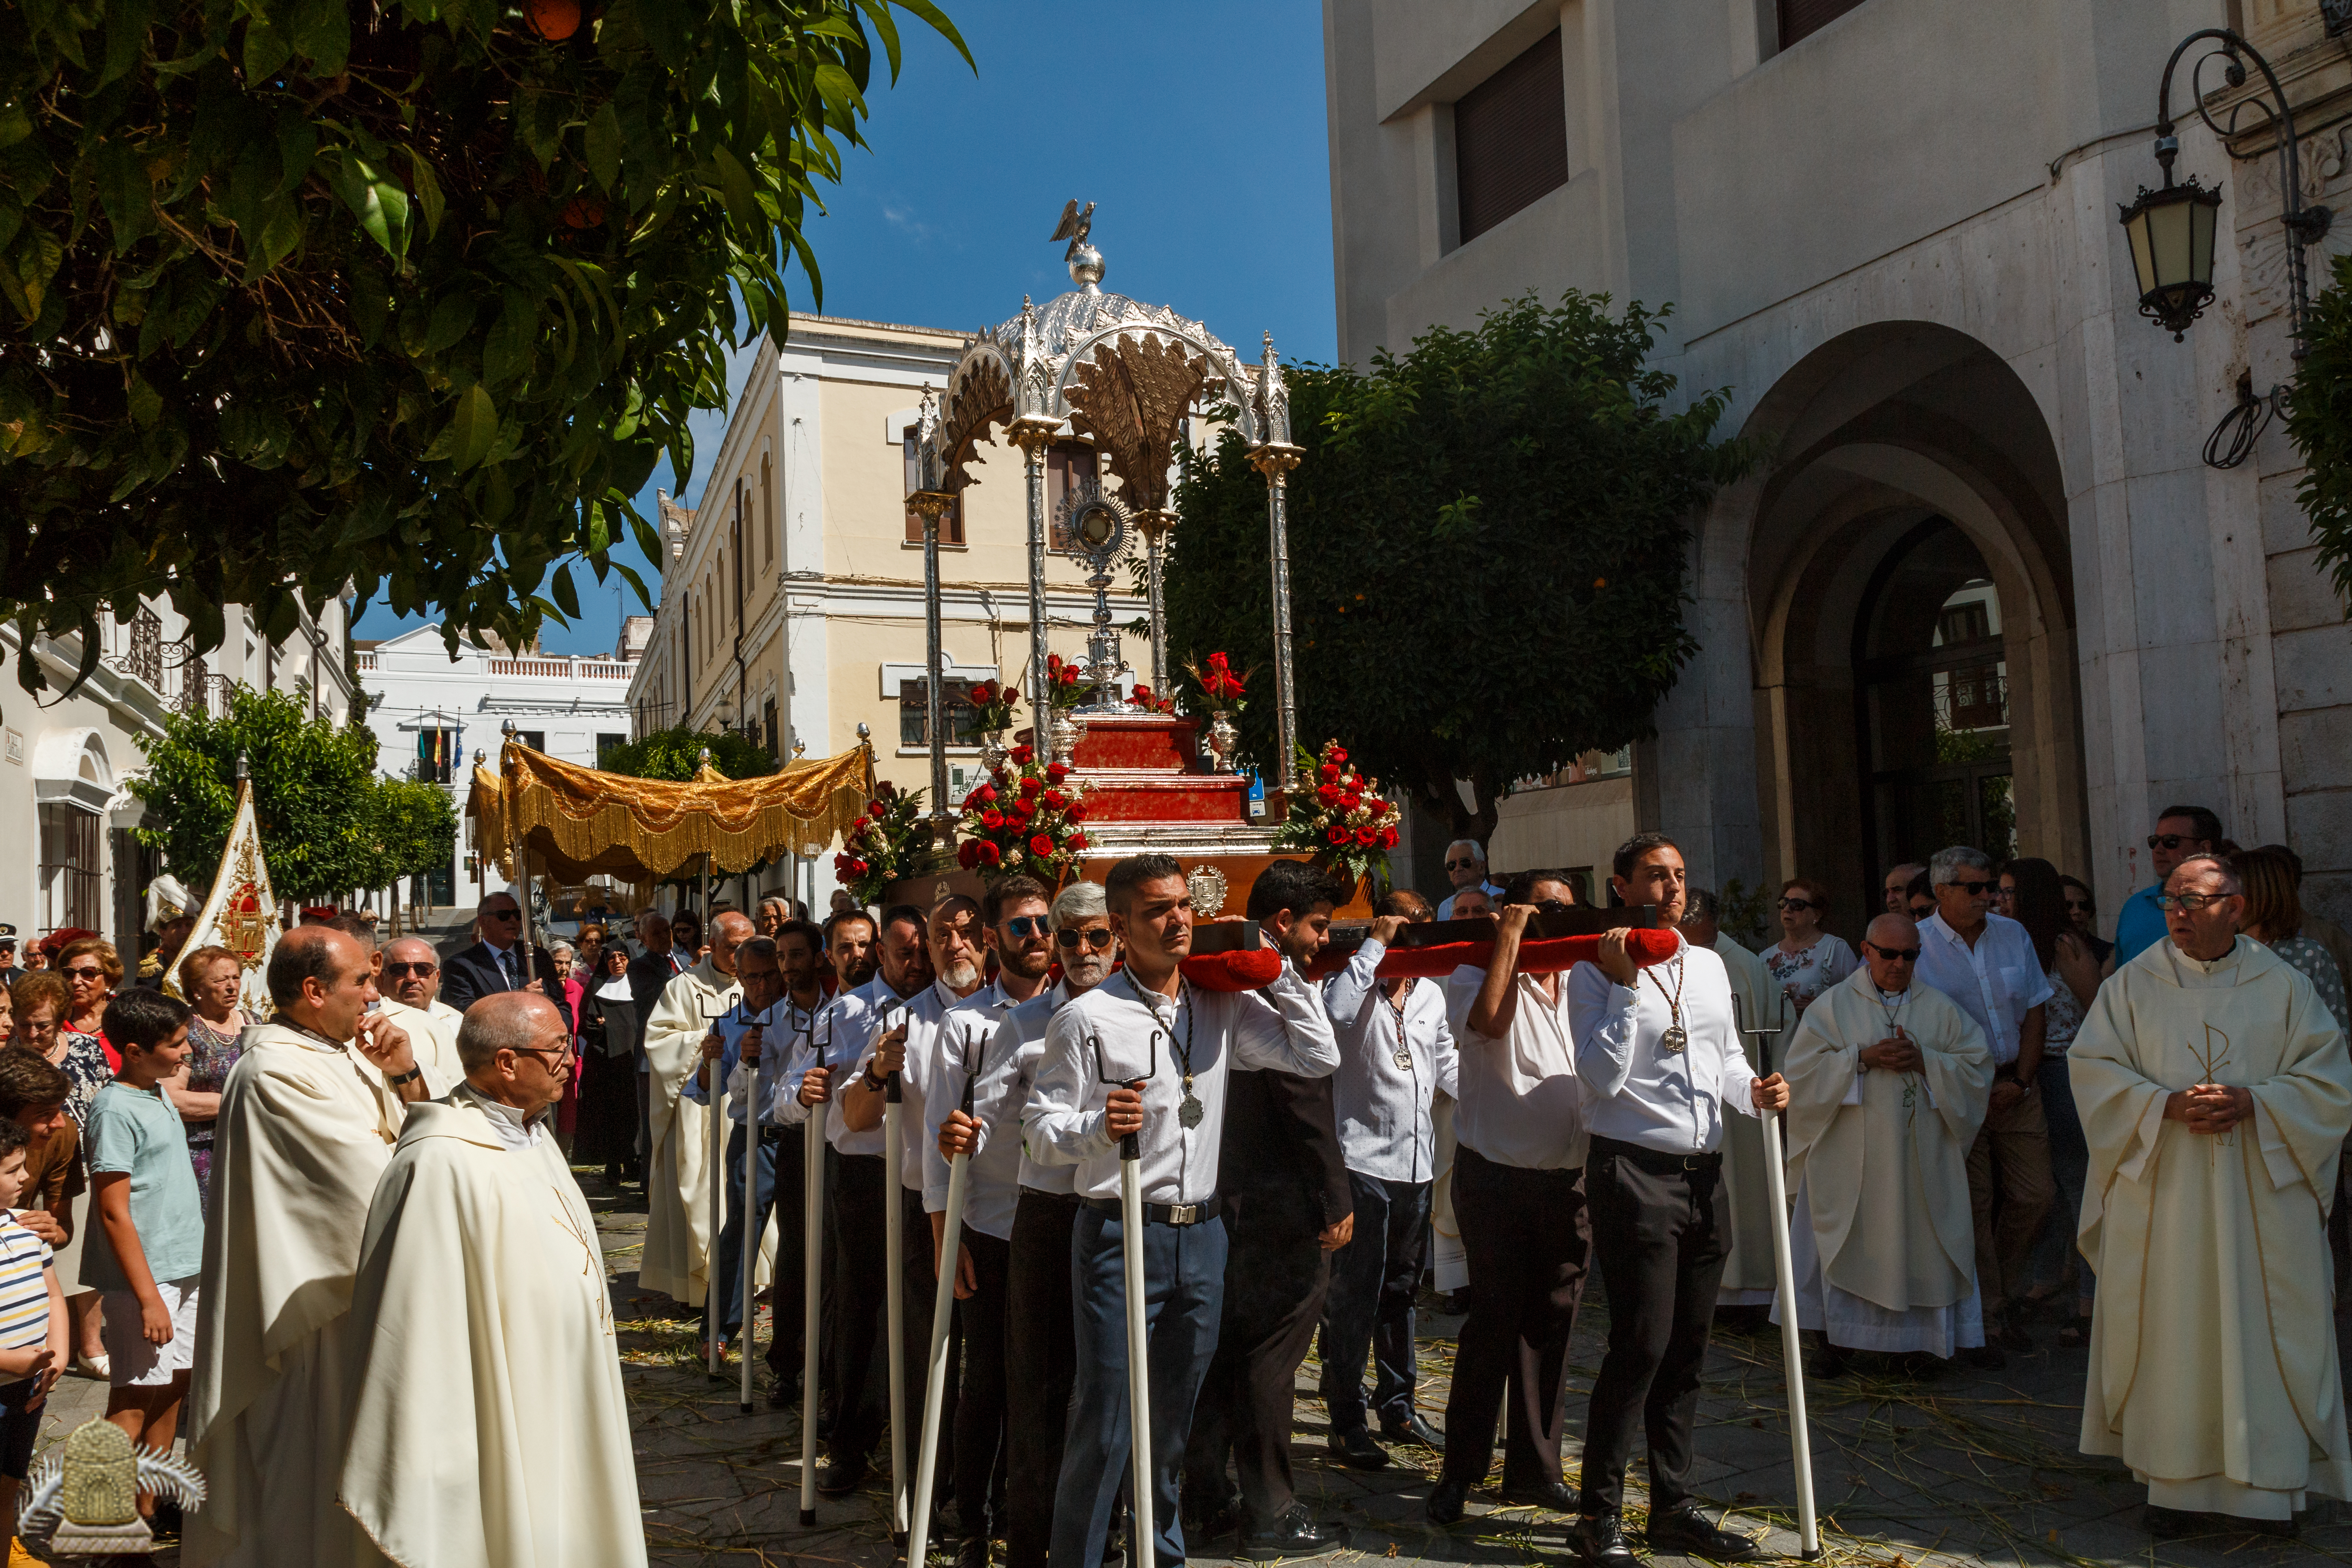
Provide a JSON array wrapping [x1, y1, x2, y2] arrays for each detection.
[[1327, 0, 2352, 936]]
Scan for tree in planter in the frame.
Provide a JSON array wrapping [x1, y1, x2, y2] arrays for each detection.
[[596, 724, 776, 781], [129, 683, 447, 901], [1165, 291, 1753, 844], [2288, 251, 2352, 611], [0, 0, 966, 694]]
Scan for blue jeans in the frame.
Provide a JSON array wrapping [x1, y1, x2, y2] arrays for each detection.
[[714, 1122, 801, 1347], [1318, 1173, 1433, 1433], [2030, 1056, 2095, 1303], [1052, 1204, 1227, 1568]]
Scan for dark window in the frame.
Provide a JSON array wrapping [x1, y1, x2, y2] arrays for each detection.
[[1046, 441, 1099, 551], [596, 732, 628, 766], [513, 730, 546, 753], [899, 679, 982, 747], [762, 701, 778, 760], [38, 805, 101, 935], [1777, 0, 1870, 48], [1455, 30, 1568, 244], [903, 429, 966, 545], [415, 727, 460, 785]]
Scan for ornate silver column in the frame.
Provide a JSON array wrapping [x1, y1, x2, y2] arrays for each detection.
[[1010, 422, 1056, 720], [1136, 512, 1173, 697], [908, 387, 957, 844], [1246, 334, 1303, 792]]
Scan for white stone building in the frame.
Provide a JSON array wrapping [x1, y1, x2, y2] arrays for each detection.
[[0, 598, 356, 952], [355, 622, 642, 904], [1324, 0, 2352, 933]]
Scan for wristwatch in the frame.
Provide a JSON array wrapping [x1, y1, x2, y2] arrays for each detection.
[[386, 1064, 425, 1087], [861, 1066, 888, 1093]]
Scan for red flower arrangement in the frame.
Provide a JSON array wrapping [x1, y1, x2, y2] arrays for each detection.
[[1042, 653, 1090, 712], [833, 780, 933, 905], [1181, 651, 1250, 711], [963, 678, 1020, 733], [956, 756, 1092, 882], [1271, 739, 1400, 887], [1129, 682, 1176, 715]]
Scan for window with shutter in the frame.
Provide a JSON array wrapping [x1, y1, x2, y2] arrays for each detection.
[[1777, 0, 1870, 48], [1455, 29, 1569, 245]]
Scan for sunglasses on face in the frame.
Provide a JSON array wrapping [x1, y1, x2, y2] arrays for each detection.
[[1004, 916, 1050, 940], [487, 908, 521, 921], [1535, 898, 1573, 913], [1778, 897, 1819, 912], [383, 962, 439, 978], [1055, 927, 1114, 951], [2147, 833, 2203, 851], [61, 967, 103, 982], [1864, 942, 1921, 962], [1947, 880, 1995, 897], [2064, 899, 2093, 914], [2156, 891, 2234, 912], [1444, 858, 1480, 871]]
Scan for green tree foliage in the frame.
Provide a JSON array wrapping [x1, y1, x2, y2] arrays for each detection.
[[130, 683, 454, 900], [597, 724, 776, 780], [2288, 251, 2352, 612], [0, 0, 967, 692], [1166, 292, 1752, 842]]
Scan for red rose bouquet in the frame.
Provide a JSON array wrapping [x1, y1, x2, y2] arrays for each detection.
[[1129, 682, 1177, 715], [956, 755, 1092, 883], [963, 678, 1020, 734], [1270, 739, 1401, 888], [833, 780, 932, 905], [1181, 651, 1250, 712], [1042, 653, 1090, 712]]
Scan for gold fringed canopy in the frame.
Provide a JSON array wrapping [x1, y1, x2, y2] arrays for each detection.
[[469, 740, 876, 884]]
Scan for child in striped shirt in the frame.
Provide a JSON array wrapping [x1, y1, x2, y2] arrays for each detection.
[[0, 1116, 69, 1564]]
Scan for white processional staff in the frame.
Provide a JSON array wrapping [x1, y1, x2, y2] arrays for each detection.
[[879, 994, 911, 1548], [1092, 1026, 1161, 1568], [1735, 991, 1822, 1561], [905, 1020, 987, 1568], [700, 854, 729, 1380], [797, 1004, 830, 1528], [738, 1001, 771, 1415]]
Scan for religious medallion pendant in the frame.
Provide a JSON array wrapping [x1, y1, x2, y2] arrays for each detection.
[[1394, 1049, 1415, 1071], [1178, 1078, 1205, 1129], [1661, 1024, 1689, 1054]]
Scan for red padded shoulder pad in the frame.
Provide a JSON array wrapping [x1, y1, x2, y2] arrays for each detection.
[[1305, 926, 1682, 982], [1178, 946, 1288, 993]]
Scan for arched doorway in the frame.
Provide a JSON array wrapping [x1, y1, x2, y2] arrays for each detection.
[[1741, 322, 2086, 936]]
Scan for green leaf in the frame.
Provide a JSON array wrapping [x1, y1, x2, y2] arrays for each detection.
[[243, 16, 293, 85], [291, 0, 352, 74], [444, 384, 499, 472], [127, 374, 162, 427], [551, 562, 581, 618], [584, 104, 622, 194], [481, 291, 536, 389], [329, 154, 410, 258], [422, 291, 476, 355], [711, 144, 760, 235]]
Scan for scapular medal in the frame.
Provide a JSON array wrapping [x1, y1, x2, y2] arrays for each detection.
[[1391, 983, 1415, 1070], [1660, 1023, 1689, 1054], [1646, 959, 1689, 1054], [1178, 1076, 1205, 1129]]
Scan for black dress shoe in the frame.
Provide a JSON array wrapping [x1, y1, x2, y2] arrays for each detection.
[[766, 1376, 799, 1410], [955, 1537, 990, 1568], [1646, 1501, 1762, 1562], [1568, 1512, 1639, 1568], [1182, 1488, 1243, 1542], [1237, 1504, 1342, 1561], [1959, 1344, 2007, 1371], [2144, 1505, 2208, 1540], [1380, 1410, 1446, 1450], [1499, 1477, 1580, 1513], [1329, 1426, 1390, 1470], [1426, 1478, 1470, 1525], [814, 1454, 867, 1496]]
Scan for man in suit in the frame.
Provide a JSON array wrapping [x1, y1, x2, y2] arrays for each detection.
[[441, 891, 571, 1028]]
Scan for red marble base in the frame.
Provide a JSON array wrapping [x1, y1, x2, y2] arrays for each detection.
[[1016, 713, 1250, 826]]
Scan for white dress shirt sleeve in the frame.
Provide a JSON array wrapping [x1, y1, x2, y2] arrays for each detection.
[[1430, 991, 1460, 1101], [1022, 999, 1114, 1166], [1568, 961, 1646, 1101], [1320, 937, 1387, 1027], [1230, 963, 1341, 1076]]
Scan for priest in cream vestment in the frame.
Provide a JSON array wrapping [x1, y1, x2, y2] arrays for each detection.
[[1776, 916, 1993, 1358], [1684, 895, 1781, 1305], [640, 912, 750, 1307], [186, 928, 453, 1567], [2072, 855, 2352, 1525], [339, 992, 646, 1568]]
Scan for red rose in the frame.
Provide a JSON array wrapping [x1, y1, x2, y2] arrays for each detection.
[[1341, 793, 1362, 812], [980, 841, 1001, 866], [976, 783, 997, 804], [1046, 762, 1071, 781], [1381, 826, 1400, 848], [876, 780, 897, 798], [1329, 747, 1348, 764], [1047, 654, 1062, 673], [850, 858, 870, 876], [1327, 827, 1348, 847], [981, 810, 1005, 830], [1356, 826, 1378, 847], [1011, 744, 1035, 765], [1316, 784, 1340, 806], [958, 841, 980, 869], [1042, 790, 1067, 810], [1021, 776, 1044, 797], [868, 801, 886, 819], [1008, 800, 1033, 824], [1364, 796, 1387, 815], [1319, 762, 1340, 782], [1067, 802, 1089, 823], [1030, 834, 1055, 857], [1067, 832, 1088, 850]]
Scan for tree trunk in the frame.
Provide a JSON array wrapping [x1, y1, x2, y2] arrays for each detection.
[[1417, 763, 1501, 855]]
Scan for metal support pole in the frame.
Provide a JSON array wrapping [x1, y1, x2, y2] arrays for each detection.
[[1142, 522, 1170, 698], [739, 1011, 763, 1414], [916, 497, 955, 844], [703, 855, 725, 1379], [879, 998, 910, 1547], [906, 1147, 970, 1568], [1120, 1143, 1154, 1568], [1246, 450, 1303, 791], [1738, 995, 1820, 1560], [1020, 434, 1053, 718], [797, 1013, 828, 1528]]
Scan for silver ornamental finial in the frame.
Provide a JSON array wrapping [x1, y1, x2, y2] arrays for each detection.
[[1052, 199, 1103, 289], [1256, 331, 1291, 447]]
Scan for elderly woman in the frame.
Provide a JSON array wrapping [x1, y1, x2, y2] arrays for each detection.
[[757, 898, 791, 939], [12, 969, 112, 1377], [55, 937, 122, 1070], [576, 922, 608, 979], [170, 945, 249, 1205], [1764, 877, 1856, 1014]]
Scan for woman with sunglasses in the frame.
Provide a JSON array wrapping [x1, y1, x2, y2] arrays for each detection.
[[1764, 878, 1856, 1016], [55, 939, 122, 1072]]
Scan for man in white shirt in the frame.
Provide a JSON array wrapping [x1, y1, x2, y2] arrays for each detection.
[[778, 903, 934, 1496], [1024, 854, 1338, 1568], [1568, 834, 1785, 1567], [1913, 844, 2053, 1364], [921, 878, 1054, 1565], [937, 881, 1120, 1568], [1318, 889, 1456, 1470], [1430, 870, 1590, 1526], [1435, 839, 1506, 921]]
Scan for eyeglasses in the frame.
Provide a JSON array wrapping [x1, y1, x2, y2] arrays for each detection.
[[1946, 879, 1996, 897], [1005, 916, 1050, 939], [1055, 928, 1115, 951], [1444, 858, 1480, 871], [2156, 891, 2236, 912], [510, 1040, 577, 1063], [382, 962, 438, 978], [1777, 897, 1819, 912], [2063, 899, 2093, 914], [61, 967, 104, 982], [2147, 833, 2205, 851], [1864, 942, 1921, 962]]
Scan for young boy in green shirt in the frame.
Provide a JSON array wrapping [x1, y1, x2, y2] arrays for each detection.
[[86, 987, 203, 1520]]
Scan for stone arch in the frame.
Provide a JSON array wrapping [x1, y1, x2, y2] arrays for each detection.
[[1730, 322, 2085, 937]]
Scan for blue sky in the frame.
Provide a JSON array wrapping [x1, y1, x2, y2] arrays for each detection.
[[355, 0, 1339, 655]]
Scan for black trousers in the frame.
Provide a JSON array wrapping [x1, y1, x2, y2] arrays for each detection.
[[827, 1153, 893, 1467], [1578, 1138, 1730, 1518], [1004, 1188, 1081, 1568], [1183, 1197, 1331, 1525], [1442, 1147, 1589, 1491], [1318, 1173, 1433, 1433], [952, 1228, 1011, 1539]]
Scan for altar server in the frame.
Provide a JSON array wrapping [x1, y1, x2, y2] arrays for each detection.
[[640, 912, 752, 1310], [185, 927, 446, 1568], [1026, 854, 1338, 1568], [937, 880, 1121, 1568], [1317, 889, 1456, 1469], [1568, 835, 1785, 1567], [2073, 854, 2352, 1531], [1776, 915, 1993, 1366], [337, 992, 646, 1568]]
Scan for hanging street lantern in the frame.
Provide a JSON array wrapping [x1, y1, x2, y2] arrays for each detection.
[[2118, 173, 2223, 340]]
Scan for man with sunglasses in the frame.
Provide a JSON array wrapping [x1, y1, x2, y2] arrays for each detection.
[[2113, 805, 2224, 965], [936, 882, 1119, 1568], [1776, 914, 1993, 1376], [379, 936, 463, 1078], [2071, 854, 2352, 1534], [1435, 840, 1504, 922], [336, 989, 649, 1568], [440, 893, 573, 1030], [1914, 845, 2052, 1363]]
